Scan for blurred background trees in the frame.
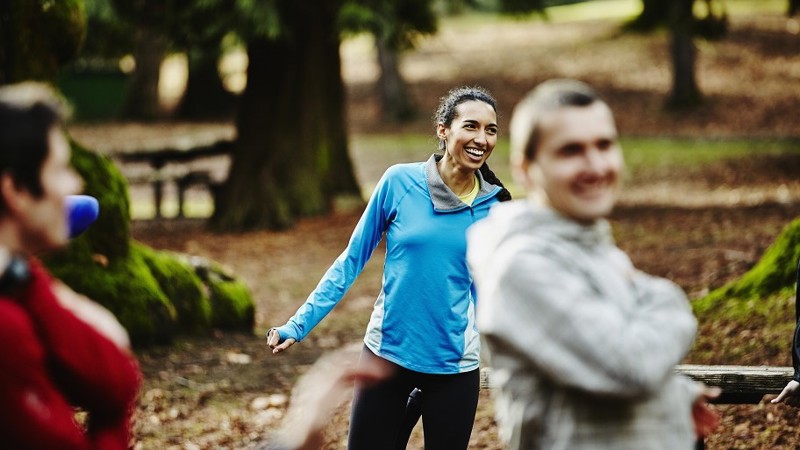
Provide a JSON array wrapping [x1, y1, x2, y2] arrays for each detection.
[[0, 0, 86, 84], [340, 0, 438, 122], [4, 0, 794, 232], [0, 0, 255, 345]]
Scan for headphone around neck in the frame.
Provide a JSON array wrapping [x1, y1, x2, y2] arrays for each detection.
[[0, 255, 30, 294]]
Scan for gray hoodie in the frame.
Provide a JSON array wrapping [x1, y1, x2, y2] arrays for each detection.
[[467, 201, 700, 450]]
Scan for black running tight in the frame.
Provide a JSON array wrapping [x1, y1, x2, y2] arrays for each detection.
[[347, 346, 480, 450]]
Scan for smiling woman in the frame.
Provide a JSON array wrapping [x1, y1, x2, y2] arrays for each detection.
[[266, 86, 511, 449]]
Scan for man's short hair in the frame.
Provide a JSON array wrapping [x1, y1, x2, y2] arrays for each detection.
[[0, 82, 70, 211]]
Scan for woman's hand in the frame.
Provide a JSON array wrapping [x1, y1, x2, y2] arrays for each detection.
[[692, 384, 721, 438], [267, 327, 296, 355], [771, 380, 800, 407]]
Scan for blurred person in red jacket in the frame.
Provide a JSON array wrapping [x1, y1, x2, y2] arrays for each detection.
[[0, 82, 140, 449]]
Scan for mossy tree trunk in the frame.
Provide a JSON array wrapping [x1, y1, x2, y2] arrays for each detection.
[[210, 0, 360, 231]]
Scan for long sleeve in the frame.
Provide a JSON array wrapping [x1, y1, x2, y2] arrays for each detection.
[[22, 260, 140, 421], [0, 263, 139, 450], [477, 247, 697, 398], [276, 168, 396, 342]]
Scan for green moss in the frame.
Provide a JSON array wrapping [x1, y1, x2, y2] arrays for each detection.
[[47, 243, 177, 346], [69, 141, 131, 258], [138, 244, 212, 335], [694, 218, 800, 315], [201, 265, 255, 331], [46, 142, 177, 346]]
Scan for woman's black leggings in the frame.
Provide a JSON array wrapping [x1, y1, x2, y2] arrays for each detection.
[[347, 346, 480, 450]]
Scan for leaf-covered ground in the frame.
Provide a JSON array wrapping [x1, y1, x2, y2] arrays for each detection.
[[70, 9, 800, 450], [129, 157, 800, 449]]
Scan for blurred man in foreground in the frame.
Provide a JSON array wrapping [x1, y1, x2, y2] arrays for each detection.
[[0, 82, 140, 449]]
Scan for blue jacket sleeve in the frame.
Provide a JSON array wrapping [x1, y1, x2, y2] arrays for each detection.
[[275, 168, 396, 342]]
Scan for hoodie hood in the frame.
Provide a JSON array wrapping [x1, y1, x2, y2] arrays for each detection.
[[467, 200, 614, 272]]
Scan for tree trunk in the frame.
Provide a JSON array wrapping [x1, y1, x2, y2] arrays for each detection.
[[375, 33, 415, 122], [627, 0, 672, 31], [668, 0, 701, 108], [121, 26, 166, 120], [0, 0, 13, 84], [210, 1, 360, 231], [790, 0, 800, 16], [176, 45, 236, 120]]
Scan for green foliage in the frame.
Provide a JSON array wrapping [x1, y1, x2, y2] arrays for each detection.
[[340, 0, 438, 50], [79, 0, 133, 62], [694, 218, 800, 315], [1, 0, 87, 83], [138, 244, 213, 335], [234, 0, 282, 39]]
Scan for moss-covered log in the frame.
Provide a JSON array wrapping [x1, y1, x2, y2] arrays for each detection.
[[45, 143, 255, 346], [191, 257, 255, 331], [138, 244, 212, 336], [690, 218, 800, 363], [694, 218, 800, 315]]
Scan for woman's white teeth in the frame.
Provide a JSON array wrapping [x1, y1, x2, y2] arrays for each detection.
[[466, 148, 485, 157]]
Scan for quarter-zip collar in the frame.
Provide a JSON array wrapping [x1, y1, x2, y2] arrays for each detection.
[[425, 154, 500, 212]]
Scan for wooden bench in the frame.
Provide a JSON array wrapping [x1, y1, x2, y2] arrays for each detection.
[[478, 364, 792, 449], [479, 364, 793, 403], [115, 139, 233, 218]]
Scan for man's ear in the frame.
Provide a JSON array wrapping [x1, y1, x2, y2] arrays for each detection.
[[0, 172, 30, 216], [512, 157, 534, 191]]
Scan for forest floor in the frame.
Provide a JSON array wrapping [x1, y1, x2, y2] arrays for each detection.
[[69, 9, 800, 450]]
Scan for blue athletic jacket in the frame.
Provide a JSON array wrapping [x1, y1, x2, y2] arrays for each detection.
[[275, 154, 502, 374]]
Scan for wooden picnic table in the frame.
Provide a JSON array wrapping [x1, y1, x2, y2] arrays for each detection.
[[114, 139, 233, 218], [478, 364, 793, 449], [479, 364, 793, 404]]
